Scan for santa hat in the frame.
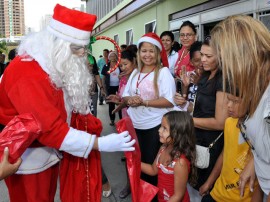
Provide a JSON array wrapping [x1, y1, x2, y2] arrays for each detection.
[[47, 4, 97, 46], [137, 32, 169, 68]]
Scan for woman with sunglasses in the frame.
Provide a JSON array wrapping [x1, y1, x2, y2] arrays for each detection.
[[191, 36, 228, 197], [211, 15, 270, 201]]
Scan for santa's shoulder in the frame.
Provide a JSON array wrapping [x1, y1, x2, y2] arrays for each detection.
[[5, 56, 47, 78]]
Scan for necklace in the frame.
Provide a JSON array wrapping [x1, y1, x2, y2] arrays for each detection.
[[135, 66, 156, 95], [174, 49, 189, 75]]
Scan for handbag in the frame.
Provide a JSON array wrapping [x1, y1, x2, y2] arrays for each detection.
[[195, 132, 223, 169]]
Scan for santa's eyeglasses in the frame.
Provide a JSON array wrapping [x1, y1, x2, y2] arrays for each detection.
[[70, 44, 91, 56]]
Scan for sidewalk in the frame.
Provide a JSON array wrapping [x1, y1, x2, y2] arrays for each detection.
[[98, 103, 132, 202], [0, 103, 131, 202]]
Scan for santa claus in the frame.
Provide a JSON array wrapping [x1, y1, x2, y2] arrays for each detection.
[[0, 4, 135, 202]]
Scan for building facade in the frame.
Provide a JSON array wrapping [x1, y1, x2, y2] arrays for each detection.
[[85, 0, 270, 59], [0, 0, 25, 38]]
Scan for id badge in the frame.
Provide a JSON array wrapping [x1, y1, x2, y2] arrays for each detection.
[[135, 88, 140, 95]]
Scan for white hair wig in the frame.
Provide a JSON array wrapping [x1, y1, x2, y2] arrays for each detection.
[[18, 30, 93, 115]]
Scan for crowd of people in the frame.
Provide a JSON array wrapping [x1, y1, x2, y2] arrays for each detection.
[[0, 3, 270, 202]]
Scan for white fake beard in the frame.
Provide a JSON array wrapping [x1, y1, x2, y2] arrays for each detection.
[[17, 30, 93, 115], [49, 53, 93, 115]]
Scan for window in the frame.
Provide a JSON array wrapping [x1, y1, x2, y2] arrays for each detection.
[[114, 34, 119, 45], [114, 34, 119, 50], [259, 11, 270, 30], [172, 31, 180, 43], [126, 29, 133, 45], [145, 20, 156, 33]]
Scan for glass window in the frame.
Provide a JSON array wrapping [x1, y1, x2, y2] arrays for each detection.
[[145, 20, 156, 33], [114, 34, 119, 45], [126, 29, 133, 45], [259, 12, 270, 30]]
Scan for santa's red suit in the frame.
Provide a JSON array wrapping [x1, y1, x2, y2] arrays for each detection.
[[0, 56, 97, 202], [0, 4, 136, 202]]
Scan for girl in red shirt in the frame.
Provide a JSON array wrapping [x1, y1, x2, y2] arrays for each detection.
[[141, 111, 197, 201]]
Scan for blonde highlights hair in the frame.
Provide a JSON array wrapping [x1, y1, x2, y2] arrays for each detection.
[[136, 42, 162, 97], [211, 15, 270, 115]]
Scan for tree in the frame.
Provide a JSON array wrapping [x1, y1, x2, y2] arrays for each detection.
[[0, 41, 8, 53]]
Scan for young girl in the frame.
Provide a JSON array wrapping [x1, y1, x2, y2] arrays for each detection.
[[106, 49, 137, 117], [141, 111, 197, 202], [106, 49, 137, 199]]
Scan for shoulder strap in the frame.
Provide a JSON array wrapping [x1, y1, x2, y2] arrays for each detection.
[[209, 132, 223, 149]]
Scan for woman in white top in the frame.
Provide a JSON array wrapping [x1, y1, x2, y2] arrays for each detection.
[[160, 31, 178, 76], [123, 32, 176, 187], [211, 15, 270, 201], [101, 51, 121, 125]]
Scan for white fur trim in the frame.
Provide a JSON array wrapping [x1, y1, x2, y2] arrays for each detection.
[[47, 18, 91, 46], [59, 127, 96, 158], [137, 36, 162, 50]]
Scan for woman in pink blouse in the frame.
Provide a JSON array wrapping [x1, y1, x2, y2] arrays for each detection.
[[175, 21, 197, 77]]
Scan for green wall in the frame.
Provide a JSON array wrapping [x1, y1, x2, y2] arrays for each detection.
[[92, 0, 206, 59]]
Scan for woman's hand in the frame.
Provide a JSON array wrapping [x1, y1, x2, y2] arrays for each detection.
[[174, 93, 187, 106], [112, 104, 123, 114], [189, 71, 200, 85], [179, 66, 190, 88], [239, 157, 255, 197], [127, 96, 143, 107], [0, 147, 22, 180], [100, 88, 106, 97], [106, 94, 121, 104], [199, 182, 212, 196]]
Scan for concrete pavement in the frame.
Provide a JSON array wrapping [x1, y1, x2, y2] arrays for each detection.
[[0, 103, 132, 202]]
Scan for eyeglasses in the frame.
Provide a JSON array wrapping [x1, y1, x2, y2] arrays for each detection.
[[70, 44, 91, 56], [180, 33, 194, 39], [239, 115, 255, 150]]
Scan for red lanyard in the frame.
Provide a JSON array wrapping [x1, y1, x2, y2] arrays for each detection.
[[136, 66, 156, 93]]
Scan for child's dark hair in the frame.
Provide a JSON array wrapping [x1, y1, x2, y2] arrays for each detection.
[[189, 41, 202, 60], [163, 111, 197, 186], [121, 50, 136, 63], [172, 41, 181, 52], [8, 49, 16, 61], [126, 44, 138, 55], [120, 44, 127, 50]]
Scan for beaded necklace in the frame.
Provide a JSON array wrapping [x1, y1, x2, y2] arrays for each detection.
[[174, 49, 189, 75]]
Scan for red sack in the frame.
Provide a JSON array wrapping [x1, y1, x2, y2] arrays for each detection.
[[116, 117, 159, 202], [60, 113, 102, 202], [0, 113, 41, 163]]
